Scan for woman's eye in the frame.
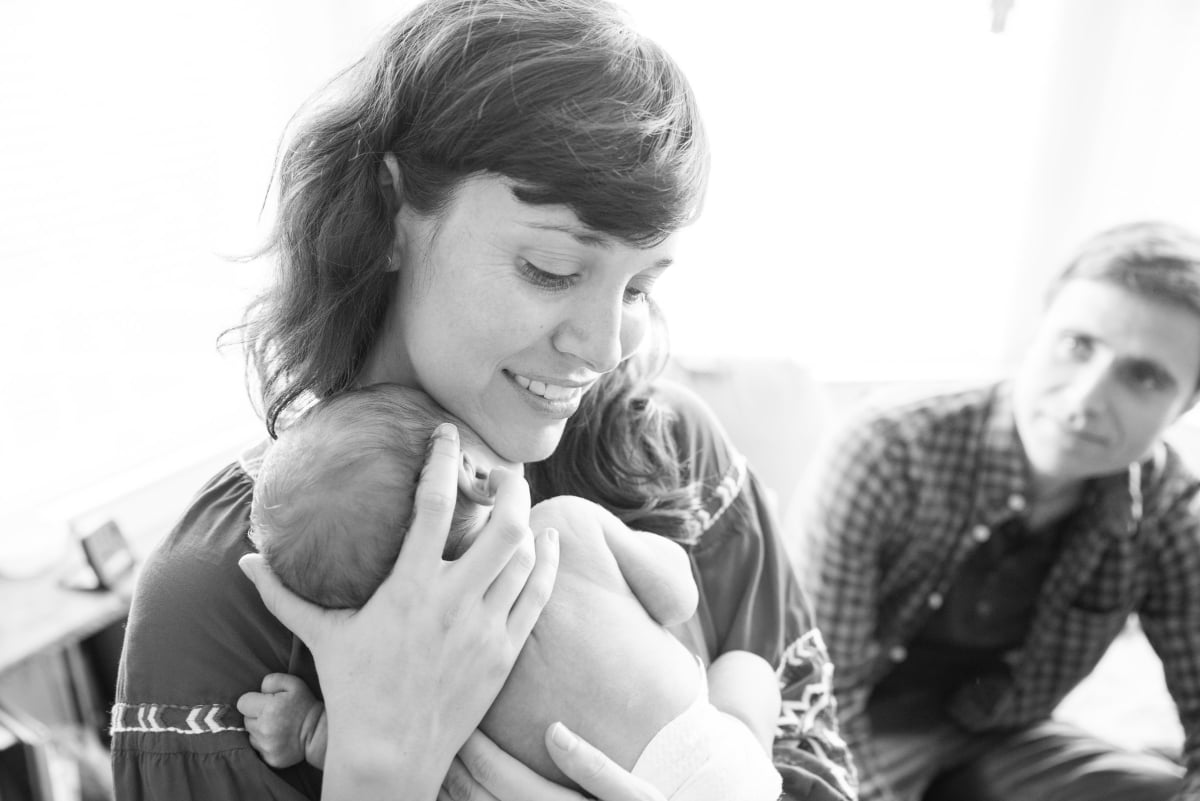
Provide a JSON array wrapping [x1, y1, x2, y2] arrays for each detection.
[[518, 259, 575, 291]]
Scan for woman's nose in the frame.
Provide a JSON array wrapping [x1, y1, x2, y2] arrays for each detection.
[[553, 294, 640, 373]]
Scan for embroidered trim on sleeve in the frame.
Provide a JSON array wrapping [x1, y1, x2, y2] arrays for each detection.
[[685, 452, 748, 542], [110, 702, 246, 735]]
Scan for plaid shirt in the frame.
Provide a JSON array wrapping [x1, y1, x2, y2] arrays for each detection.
[[798, 382, 1200, 801]]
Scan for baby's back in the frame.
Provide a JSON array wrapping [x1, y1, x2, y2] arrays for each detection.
[[480, 496, 701, 788]]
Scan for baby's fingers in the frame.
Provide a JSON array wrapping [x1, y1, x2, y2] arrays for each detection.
[[260, 672, 302, 695], [236, 691, 267, 719]]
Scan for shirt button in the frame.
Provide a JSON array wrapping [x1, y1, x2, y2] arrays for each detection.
[[888, 645, 908, 663], [971, 524, 991, 543], [1007, 494, 1027, 512], [927, 592, 944, 610]]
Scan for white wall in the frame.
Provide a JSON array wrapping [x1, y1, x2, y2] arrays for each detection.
[[2, 0, 1199, 542]]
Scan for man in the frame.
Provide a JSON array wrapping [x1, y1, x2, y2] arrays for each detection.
[[801, 221, 1200, 801]]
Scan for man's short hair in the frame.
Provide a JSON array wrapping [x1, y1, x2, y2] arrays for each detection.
[[1049, 220, 1200, 321]]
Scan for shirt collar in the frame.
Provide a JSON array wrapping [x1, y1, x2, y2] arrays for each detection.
[[974, 382, 1034, 527]]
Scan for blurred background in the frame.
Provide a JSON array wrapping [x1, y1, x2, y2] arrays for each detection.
[[3, 0, 1200, 543]]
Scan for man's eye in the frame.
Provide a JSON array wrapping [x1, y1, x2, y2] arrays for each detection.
[[518, 259, 574, 290], [1056, 334, 1093, 360], [623, 286, 649, 305], [1124, 364, 1170, 393]]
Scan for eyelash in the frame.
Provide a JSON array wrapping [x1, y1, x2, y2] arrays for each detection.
[[518, 260, 576, 291], [519, 260, 654, 305]]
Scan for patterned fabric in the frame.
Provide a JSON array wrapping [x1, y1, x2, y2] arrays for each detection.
[[798, 381, 1200, 801], [110, 703, 245, 735], [112, 379, 854, 800]]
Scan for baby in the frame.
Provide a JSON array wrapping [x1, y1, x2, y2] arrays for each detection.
[[241, 384, 782, 800]]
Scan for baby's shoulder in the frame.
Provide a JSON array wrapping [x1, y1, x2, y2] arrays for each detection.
[[530, 495, 613, 537]]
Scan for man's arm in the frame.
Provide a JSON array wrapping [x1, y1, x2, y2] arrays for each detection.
[[1137, 489, 1200, 799], [795, 414, 916, 801]]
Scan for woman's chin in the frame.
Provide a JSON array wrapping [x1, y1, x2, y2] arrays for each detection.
[[497, 425, 567, 465]]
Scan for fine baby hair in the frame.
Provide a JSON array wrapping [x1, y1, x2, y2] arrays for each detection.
[[250, 384, 472, 609]]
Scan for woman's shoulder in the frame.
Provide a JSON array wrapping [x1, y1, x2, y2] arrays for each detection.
[[649, 378, 754, 545], [120, 454, 295, 707], [649, 377, 739, 482]]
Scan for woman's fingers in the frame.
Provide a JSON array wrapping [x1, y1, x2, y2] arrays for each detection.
[[453, 730, 578, 801], [238, 554, 338, 647], [392, 423, 463, 573], [545, 723, 666, 801], [442, 753, 502, 801], [457, 466, 534, 585], [501, 527, 559, 644]]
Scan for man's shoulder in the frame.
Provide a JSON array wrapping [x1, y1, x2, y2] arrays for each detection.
[[835, 381, 999, 451], [1150, 439, 1200, 514]]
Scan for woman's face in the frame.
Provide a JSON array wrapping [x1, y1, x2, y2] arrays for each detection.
[[361, 173, 678, 463]]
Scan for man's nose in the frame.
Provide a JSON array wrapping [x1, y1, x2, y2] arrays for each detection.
[[1062, 358, 1112, 427]]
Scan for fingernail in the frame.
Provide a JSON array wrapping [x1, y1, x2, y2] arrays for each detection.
[[550, 722, 576, 751], [237, 554, 254, 578], [545, 527, 559, 545], [425, 422, 459, 460]]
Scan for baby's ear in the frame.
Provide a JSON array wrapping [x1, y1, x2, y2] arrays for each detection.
[[458, 452, 494, 505]]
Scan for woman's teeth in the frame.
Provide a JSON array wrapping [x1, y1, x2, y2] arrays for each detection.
[[512, 374, 577, 401]]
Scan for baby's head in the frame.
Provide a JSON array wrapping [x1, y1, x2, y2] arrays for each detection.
[[250, 383, 518, 609]]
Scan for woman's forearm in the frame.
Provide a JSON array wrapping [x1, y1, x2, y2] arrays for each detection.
[[322, 731, 451, 801]]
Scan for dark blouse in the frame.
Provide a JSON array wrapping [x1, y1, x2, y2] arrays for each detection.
[[112, 380, 853, 800]]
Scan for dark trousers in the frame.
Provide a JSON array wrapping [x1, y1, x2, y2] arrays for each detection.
[[868, 691, 1182, 801]]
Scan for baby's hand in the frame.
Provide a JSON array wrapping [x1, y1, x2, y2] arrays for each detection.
[[236, 673, 327, 769]]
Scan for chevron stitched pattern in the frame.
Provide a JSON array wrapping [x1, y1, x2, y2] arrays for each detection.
[[110, 702, 246, 735], [682, 452, 748, 543]]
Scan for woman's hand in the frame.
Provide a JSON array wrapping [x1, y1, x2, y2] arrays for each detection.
[[239, 423, 560, 801], [443, 727, 666, 801]]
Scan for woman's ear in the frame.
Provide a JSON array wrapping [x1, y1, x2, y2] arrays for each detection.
[[379, 152, 403, 202], [458, 451, 494, 506], [379, 153, 404, 272]]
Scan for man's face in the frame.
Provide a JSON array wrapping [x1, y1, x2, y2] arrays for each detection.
[[1013, 279, 1200, 494]]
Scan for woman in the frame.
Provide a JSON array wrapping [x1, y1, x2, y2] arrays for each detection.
[[111, 1, 852, 799]]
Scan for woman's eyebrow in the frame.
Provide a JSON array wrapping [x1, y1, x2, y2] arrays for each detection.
[[522, 222, 675, 268], [524, 221, 613, 248]]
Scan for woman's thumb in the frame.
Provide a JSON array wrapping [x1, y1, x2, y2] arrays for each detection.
[[238, 553, 318, 643]]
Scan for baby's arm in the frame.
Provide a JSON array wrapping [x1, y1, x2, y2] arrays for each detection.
[[236, 673, 329, 769], [532, 495, 698, 626], [706, 650, 781, 754]]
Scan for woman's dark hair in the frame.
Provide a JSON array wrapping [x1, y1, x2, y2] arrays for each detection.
[[528, 302, 701, 540], [230, 0, 709, 541]]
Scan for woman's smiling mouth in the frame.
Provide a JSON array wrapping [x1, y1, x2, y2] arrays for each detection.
[[509, 372, 588, 402]]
